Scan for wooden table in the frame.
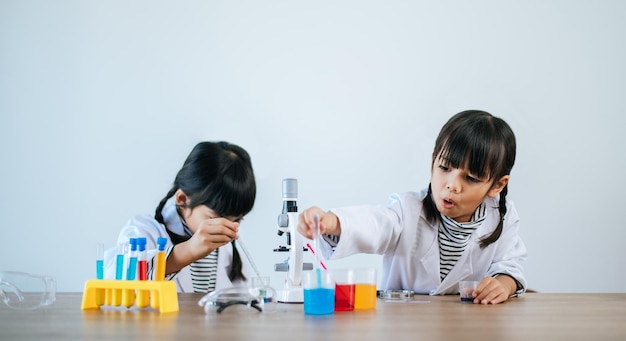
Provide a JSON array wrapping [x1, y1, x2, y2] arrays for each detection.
[[1, 293, 625, 340]]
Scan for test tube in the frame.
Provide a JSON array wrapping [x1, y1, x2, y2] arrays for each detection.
[[96, 243, 104, 280], [137, 238, 147, 280], [95, 243, 105, 306], [154, 237, 167, 281], [151, 237, 168, 309], [115, 243, 126, 280], [122, 238, 137, 308], [126, 238, 138, 280], [112, 243, 127, 306], [136, 237, 149, 308]]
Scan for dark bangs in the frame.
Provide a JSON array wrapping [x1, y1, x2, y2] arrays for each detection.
[[198, 152, 256, 218], [199, 178, 256, 218], [180, 141, 256, 218], [432, 110, 515, 181]]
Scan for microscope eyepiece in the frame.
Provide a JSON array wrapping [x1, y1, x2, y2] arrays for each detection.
[[281, 178, 298, 213], [282, 178, 297, 200]]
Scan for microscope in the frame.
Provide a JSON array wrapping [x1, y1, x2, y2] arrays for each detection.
[[274, 178, 313, 303]]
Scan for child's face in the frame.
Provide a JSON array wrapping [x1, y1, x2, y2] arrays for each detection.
[[181, 205, 242, 234], [174, 189, 242, 234], [430, 156, 508, 223]]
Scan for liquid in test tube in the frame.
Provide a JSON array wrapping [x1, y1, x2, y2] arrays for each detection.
[[96, 243, 104, 280], [126, 238, 138, 280], [154, 237, 167, 281], [115, 243, 126, 280], [95, 243, 105, 306], [151, 237, 168, 309], [137, 238, 147, 280], [112, 243, 127, 306], [123, 238, 138, 308], [136, 237, 149, 308]]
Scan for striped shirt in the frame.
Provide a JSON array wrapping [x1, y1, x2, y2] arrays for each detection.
[[190, 249, 219, 293], [438, 203, 486, 280], [183, 224, 219, 293]]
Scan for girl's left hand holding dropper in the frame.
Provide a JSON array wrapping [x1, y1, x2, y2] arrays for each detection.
[[166, 217, 239, 274], [189, 217, 239, 254]]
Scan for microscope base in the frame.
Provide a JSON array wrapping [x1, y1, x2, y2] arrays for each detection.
[[276, 287, 304, 304]]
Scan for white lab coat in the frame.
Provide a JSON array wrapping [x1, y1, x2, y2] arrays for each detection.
[[104, 197, 253, 292], [324, 189, 527, 296]]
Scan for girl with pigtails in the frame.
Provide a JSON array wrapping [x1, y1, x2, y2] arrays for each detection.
[[105, 141, 256, 292], [298, 110, 527, 304]]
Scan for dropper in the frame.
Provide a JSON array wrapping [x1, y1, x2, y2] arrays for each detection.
[[312, 213, 325, 286], [312, 213, 323, 270], [237, 238, 261, 279]]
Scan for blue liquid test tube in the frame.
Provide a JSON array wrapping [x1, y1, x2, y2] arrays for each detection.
[[126, 238, 138, 280], [96, 243, 104, 280], [115, 243, 126, 280], [123, 238, 138, 308], [112, 243, 127, 306], [95, 243, 105, 306]]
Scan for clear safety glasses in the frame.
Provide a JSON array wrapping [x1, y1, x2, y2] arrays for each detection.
[[198, 285, 276, 314], [0, 271, 56, 310]]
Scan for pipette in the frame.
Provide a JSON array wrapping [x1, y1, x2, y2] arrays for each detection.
[[305, 242, 327, 270], [312, 214, 324, 270], [236, 238, 261, 279]]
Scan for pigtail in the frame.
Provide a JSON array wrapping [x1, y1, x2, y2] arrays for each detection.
[[478, 185, 508, 248], [423, 184, 440, 225], [155, 187, 178, 224], [228, 240, 246, 282]]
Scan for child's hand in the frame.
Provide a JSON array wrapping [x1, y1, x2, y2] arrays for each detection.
[[187, 218, 239, 259], [297, 206, 341, 239], [165, 217, 240, 274], [473, 275, 517, 304]]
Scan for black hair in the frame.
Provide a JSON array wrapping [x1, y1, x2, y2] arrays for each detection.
[[423, 110, 516, 248], [155, 141, 256, 282]]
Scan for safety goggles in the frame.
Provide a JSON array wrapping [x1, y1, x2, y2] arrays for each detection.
[[0, 271, 56, 310], [198, 285, 276, 314]]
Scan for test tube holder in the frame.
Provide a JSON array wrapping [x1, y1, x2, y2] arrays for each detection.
[[81, 280, 179, 313]]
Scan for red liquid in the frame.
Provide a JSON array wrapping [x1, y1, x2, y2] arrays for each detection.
[[335, 284, 356, 311], [138, 260, 147, 280]]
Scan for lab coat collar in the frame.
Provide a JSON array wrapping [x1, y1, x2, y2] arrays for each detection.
[[425, 196, 498, 295], [162, 197, 186, 237]]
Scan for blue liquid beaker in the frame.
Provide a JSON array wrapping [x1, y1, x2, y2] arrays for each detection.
[[304, 288, 335, 315], [303, 269, 335, 315]]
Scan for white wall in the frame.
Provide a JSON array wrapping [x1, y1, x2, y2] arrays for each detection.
[[1, 1, 624, 293]]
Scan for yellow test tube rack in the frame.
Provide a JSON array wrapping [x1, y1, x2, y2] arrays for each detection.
[[81, 280, 179, 313]]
